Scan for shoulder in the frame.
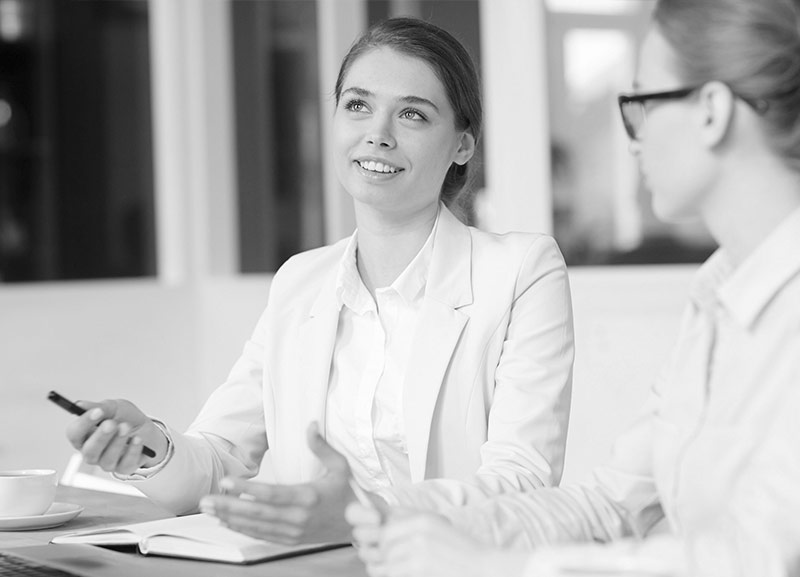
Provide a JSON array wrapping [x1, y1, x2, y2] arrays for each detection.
[[468, 227, 567, 278], [268, 237, 349, 300], [275, 237, 348, 278]]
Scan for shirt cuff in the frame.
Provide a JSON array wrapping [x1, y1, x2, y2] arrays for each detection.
[[113, 418, 174, 481], [374, 486, 401, 507]]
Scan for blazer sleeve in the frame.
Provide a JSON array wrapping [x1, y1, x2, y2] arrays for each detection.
[[517, 372, 800, 577], [124, 305, 272, 514], [384, 236, 575, 510], [442, 385, 665, 548]]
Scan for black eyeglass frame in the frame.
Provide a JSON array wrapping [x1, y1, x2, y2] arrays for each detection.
[[617, 87, 699, 141], [617, 85, 769, 141]]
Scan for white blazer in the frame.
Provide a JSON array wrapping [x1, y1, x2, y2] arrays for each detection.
[[130, 207, 574, 514]]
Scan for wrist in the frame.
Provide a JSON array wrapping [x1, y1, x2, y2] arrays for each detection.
[[140, 419, 169, 467]]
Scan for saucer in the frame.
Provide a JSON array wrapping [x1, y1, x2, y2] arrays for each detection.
[[0, 502, 84, 531]]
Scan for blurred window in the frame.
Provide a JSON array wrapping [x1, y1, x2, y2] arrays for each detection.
[[231, 0, 325, 273], [0, 0, 155, 282], [545, 0, 716, 265]]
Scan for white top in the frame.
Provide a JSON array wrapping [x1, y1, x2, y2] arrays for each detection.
[[326, 215, 436, 493], [448, 206, 800, 576], [118, 206, 574, 517]]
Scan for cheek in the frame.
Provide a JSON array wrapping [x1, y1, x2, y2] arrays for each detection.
[[413, 135, 457, 175], [332, 119, 350, 155], [332, 113, 361, 152], [644, 141, 709, 221]]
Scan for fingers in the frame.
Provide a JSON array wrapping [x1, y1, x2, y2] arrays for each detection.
[[356, 542, 386, 570], [346, 500, 388, 544], [205, 471, 355, 545], [346, 501, 382, 526], [221, 514, 304, 544], [65, 404, 104, 450], [116, 437, 146, 475], [347, 504, 382, 549], [205, 494, 312, 525], [346, 502, 388, 574], [306, 422, 350, 476], [94, 400, 122, 420], [64, 399, 143, 450], [79, 418, 147, 473], [352, 524, 381, 546], [65, 400, 149, 474], [200, 494, 312, 545], [349, 509, 466, 577], [220, 477, 319, 507], [381, 513, 451, 551], [96, 422, 134, 470]]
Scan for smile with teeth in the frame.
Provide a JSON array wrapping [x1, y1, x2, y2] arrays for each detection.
[[357, 160, 402, 174]]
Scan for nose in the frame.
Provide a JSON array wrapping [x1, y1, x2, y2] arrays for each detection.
[[365, 115, 396, 148]]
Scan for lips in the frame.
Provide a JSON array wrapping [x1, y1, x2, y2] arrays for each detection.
[[355, 159, 403, 174]]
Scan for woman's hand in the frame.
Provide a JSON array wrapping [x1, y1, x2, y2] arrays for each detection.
[[200, 423, 359, 544], [65, 399, 168, 475], [347, 501, 389, 576], [348, 505, 529, 577]]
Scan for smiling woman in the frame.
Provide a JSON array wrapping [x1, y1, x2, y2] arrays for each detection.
[[334, 17, 482, 225], [332, 46, 476, 232], [63, 17, 575, 548]]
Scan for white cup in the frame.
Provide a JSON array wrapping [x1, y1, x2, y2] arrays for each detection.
[[0, 469, 57, 517]]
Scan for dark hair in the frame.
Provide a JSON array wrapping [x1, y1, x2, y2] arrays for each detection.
[[334, 17, 483, 213], [654, 0, 800, 171]]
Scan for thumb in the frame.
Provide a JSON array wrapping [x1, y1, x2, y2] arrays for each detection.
[[307, 421, 350, 476], [76, 399, 117, 421]]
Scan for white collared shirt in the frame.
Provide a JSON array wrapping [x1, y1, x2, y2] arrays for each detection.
[[449, 206, 800, 576], [325, 215, 437, 493]]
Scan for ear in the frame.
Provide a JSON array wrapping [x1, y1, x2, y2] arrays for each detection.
[[697, 81, 735, 148], [453, 130, 476, 166]]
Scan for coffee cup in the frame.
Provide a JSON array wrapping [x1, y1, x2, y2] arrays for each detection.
[[0, 469, 57, 517]]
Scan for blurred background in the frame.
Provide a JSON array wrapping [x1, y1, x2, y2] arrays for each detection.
[[0, 0, 700, 486]]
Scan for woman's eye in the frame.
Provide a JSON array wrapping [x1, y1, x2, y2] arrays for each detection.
[[400, 109, 426, 121], [344, 99, 367, 113]]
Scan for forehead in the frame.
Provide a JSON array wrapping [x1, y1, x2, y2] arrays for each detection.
[[342, 47, 450, 105], [635, 28, 683, 89]]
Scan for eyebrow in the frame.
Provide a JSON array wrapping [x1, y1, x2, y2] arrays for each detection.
[[340, 86, 440, 113]]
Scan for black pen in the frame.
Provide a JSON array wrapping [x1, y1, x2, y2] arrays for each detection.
[[47, 390, 156, 459]]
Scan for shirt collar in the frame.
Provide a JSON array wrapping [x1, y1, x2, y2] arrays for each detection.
[[334, 206, 440, 312], [691, 206, 800, 328], [385, 209, 438, 305], [335, 231, 372, 315]]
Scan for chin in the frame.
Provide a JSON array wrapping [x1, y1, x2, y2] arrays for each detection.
[[652, 197, 699, 224]]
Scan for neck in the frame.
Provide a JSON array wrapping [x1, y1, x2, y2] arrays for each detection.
[[701, 155, 800, 266], [353, 201, 439, 295]]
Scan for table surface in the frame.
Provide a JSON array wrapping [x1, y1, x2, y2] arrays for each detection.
[[0, 485, 368, 577]]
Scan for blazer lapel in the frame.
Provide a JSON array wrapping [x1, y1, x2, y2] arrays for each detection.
[[296, 272, 341, 481], [403, 207, 474, 481]]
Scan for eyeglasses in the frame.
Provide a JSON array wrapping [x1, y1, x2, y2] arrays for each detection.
[[617, 85, 769, 141], [617, 87, 699, 141]]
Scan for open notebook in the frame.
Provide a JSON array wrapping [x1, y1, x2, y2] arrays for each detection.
[[51, 513, 348, 564]]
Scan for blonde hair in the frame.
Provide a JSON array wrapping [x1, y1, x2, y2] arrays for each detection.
[[654, 0, 800, 171]]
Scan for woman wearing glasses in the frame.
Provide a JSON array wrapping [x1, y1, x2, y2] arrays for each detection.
[[348, 0, 800, 574]]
